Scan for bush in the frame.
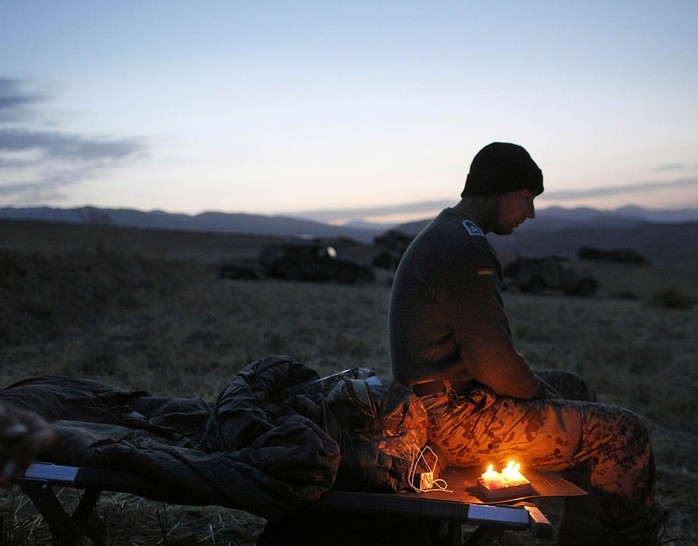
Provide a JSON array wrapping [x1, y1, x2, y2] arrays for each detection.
[[650, 288, 695, 310]]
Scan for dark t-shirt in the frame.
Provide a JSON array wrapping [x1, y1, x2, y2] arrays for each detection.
[[389, 208, 540, 398]]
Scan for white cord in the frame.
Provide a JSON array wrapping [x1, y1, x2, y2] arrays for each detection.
[[407, 444, 451, 493]]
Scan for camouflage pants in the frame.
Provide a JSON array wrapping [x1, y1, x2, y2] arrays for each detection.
[[422, 371, 657, 542]]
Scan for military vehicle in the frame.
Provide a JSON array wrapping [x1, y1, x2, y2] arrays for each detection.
[[502, 255, 598, 296], [221, 240, 375, 284]]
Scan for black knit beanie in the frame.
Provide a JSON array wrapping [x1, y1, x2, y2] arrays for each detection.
[[461, 142, 544, 197]]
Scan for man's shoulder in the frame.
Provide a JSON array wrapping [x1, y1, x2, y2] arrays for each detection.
[[401, 210, 495, 273], [419, 209, 489, 248]]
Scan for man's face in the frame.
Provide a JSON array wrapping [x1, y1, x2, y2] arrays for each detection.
[[494, 190, 536, 235]]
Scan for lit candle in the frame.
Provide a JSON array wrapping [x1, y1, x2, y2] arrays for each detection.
[[501, 461, 526, 485], [480, 464, 505, 488], [478, 461, 533, 500], [480, 462, 529, 488]]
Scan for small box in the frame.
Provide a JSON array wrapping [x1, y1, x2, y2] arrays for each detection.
[[417, 471, 434, 490], [477, 476, 534, 501]]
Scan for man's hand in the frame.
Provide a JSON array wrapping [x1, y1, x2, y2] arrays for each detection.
[[0, 405, 54, 485]]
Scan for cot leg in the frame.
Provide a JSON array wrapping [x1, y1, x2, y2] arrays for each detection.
[[463, 525, 506, 545], [19, 481, 106, 546], [446, 522, 464, 545]]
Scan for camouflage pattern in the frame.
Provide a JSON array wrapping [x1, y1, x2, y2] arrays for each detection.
[[419, 371, 659, 545]]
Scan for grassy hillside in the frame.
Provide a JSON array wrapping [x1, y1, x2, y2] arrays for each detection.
[[0, 222, 696, 544]]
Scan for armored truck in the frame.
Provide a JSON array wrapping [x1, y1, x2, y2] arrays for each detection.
[[502, 256, 598, 296]]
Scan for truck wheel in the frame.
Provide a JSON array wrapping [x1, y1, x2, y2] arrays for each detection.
[[286, 265, 304, 282], [338, 269, 357, 284], [525, 277, 546, 294], [575, 279, 597, 297], [220, 267, 238, 279]]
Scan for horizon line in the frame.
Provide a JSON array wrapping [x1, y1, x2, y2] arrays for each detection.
[[2, 201, 698, 228]]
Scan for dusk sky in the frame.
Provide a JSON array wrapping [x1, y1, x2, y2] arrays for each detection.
[[2, 1, 697, 224]]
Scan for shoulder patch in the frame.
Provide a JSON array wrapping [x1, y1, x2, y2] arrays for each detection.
[[461, 220, 485, 237]]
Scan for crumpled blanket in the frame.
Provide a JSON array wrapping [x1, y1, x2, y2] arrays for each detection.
[[1, 356, 339, 520], [1, 355, 427, 520]]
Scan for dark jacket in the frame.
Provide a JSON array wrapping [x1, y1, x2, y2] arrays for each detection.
[[390, 208, 540, 398]]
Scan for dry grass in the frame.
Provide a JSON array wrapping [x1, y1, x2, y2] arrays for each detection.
[[0, 222, 696, 544]]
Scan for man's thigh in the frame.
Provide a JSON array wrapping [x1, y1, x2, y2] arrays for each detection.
[[426, 389, 585, 470]]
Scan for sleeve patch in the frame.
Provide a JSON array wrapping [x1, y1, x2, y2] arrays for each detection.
[[462, 220, 485, 237]]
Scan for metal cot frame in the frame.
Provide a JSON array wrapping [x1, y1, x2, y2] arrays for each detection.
[[17, 462, 553, 546]]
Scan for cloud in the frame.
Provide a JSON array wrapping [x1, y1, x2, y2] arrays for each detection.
[[292, 199, 453, 223], [655, 163, 688, 172], [297, 178, 698, 225], [541, 178, 698, 200], [654, 163, 698, 173], [0, 78, 47, 122], [0, 129, 143, 162], [0, 77, 147, 206], [0, 175, 78, 202]]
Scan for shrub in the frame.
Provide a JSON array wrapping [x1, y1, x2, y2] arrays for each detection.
[[650, 288, 695, 310]]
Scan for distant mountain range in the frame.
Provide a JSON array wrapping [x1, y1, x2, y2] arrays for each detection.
[[394, 205, 698, 235], [0, 205, 382, 243], [2, 205, 697, 267]]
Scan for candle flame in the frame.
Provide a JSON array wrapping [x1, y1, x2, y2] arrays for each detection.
[[480, 461, 528, 488]]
